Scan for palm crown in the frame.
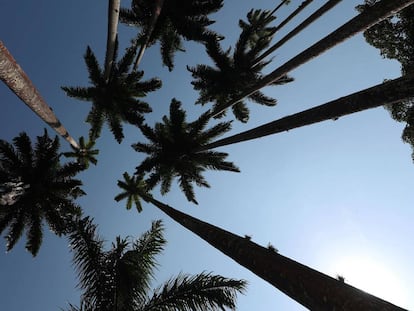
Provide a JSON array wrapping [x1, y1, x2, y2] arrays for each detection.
[[188, 9, 294, 122], [132, 99, 239, 204], [0, 130, 84, 256], [120, 0, 224, 71], [65, 217, 246, 311], [62, 43, 162, 143], [62, 136, 99, 169]]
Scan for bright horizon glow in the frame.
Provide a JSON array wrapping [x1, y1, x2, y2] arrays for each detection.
[[332, 255, 409, 309]]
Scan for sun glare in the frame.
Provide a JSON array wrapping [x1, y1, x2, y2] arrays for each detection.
[[333, 255, 408, 308]]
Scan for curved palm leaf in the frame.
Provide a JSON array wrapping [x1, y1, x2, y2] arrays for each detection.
[[66, 218, 245, 310], [140, 272, 246, 311]]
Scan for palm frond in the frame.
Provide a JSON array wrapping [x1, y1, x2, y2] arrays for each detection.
[[141, 272, 246, 311]]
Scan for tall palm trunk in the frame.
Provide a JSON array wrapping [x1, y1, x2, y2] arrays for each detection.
[[210, 0, 414, 118], [268, 0, 291, 18], [0, 41, 78, 149], [132, 0, 165, 71], [273, 0, 314, 35], [104, 0, 121, 82], [146, 197, 407, 310], [254, 0, 343, 67], [200, 74, 414, 151]]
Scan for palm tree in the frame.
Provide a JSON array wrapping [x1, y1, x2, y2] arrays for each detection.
[[104, 0, 121, 82], [210, 0, 414, 118], [114, 176, 407, 310], [62, 43, 161, 143], [0, 41, 79, 149], [253, 0, 343, 66], [188, 9, 293, 122], [199, 74, 414, 151], [119, 0, 224, 71], [131, 99, 239, 204], [0, 130, 84, 256], [65, 216, 246, 311], [62, 136, 99, 169]]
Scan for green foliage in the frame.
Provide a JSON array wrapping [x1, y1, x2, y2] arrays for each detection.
[[120, 0, 224, 71], [62, 43, 161, 143], [115, 172, 150, 212], [62, 136, 99, 169], [132, 99, 240, 204], [65, 218, 246, 311], [358, 2, 414, 161], [188, 9, 294, 122], [0, 130, 84, 256]]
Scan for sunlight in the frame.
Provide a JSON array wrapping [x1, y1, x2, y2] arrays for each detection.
[[333, 255, 408, 308]]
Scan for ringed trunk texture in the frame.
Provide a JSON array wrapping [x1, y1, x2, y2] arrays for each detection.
[[254, 0, 343, 66], [200, 74, 414, 151], [132, 0, 165, 71], [104, 0, 121, 81], [210, 0, 414, 118], [149, 198, 407, 310], [0, 41, 78, 149]]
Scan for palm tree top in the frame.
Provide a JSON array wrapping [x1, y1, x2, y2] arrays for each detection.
[[62, 136, 99, 169], [62, 43, 162, 143], [131, 98, 239, 204], [0, 130, 84, 256], [120, 0, 224, 71], [188, 9, 293, 122]]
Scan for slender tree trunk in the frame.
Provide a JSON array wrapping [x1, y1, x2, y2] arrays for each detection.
[[200, 74, 414, 151], [147, 197, 407, 310], [210, 0, 414, 118], [132, 0, 164, 71], [273, 0, 314, 35], [0, 41, 78, 149], [254, 0, 343, 66], [268, 0, 291, 18], [104, 0, 121, 82]]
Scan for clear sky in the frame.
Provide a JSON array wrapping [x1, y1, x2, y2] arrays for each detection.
[[1, 1, 413, 310]]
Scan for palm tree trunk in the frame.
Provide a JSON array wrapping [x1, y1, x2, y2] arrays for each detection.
[[268, 0, 291, 17], [210, 0, 414, 118], [0, 41, 79, 149], [273, 0, 314, 35], [200, 74, 414, 151], [254, 0, 343, 66], [132, 0, 164, 71], [104, 0, 121, 82], [146, 197, 407, 310]]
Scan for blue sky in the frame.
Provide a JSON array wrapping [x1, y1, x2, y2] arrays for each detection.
[[1, 1, 413, 310]]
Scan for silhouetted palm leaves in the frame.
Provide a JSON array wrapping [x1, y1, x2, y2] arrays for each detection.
[[0, 130, 84, 256], [62, 44, 161, 143], [188, 9, 293, 122], [62, 136, 99, 169], [65, 217, 246, 311], [120, 0, 224, 71], [132, 99, 239, 204]]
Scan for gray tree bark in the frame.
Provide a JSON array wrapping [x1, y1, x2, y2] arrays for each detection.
[[0, 41, 78, 148]]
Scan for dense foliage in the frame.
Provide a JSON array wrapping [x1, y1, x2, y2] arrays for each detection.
[[188, 9, 294, 122], [0, 130, 84, 256], [358, 1, 414, 160]]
